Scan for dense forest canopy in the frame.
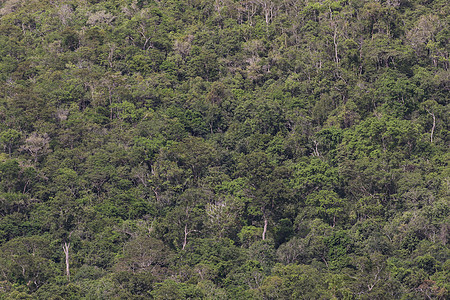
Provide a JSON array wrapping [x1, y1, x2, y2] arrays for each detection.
[[0, 0, 448, 298]]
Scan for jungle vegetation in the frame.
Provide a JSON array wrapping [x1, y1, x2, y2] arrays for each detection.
[[0, 0, 448, 299]]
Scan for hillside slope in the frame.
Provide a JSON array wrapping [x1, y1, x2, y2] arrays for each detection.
[[0, 0, 448, 298]]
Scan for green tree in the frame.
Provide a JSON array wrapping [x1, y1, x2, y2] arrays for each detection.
[[0, 129, 21, 157]]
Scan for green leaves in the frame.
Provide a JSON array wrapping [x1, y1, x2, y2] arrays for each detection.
[[376, 70, 424, 116], [0, 0, 448, 298], [260, 264, 330, 299], [0, 235, 59, 292], [306, 190, 345, 227], [0, 129, 21, 157]]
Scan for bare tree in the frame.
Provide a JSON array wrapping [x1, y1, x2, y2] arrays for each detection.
[[20, 132, 51, 163], [62, 232, 73, 281]]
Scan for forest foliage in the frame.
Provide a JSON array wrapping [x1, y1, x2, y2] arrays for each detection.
[[0, 0, 448, 298]]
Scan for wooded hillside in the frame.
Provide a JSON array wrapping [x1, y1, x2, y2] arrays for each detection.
[[0, 0, 448, 298]]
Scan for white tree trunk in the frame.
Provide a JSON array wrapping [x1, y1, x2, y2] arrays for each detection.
[[63, 242, 70, 281], [182, 224, 188, 250], [262, 216, 268, 240]]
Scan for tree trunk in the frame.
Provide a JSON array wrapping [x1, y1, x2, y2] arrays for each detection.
[[62, 242, 70, 281], [333, 25, 339, 65], [182, 224, 188, 250], [426, 109, 436, 143], [262, 215, 268, 240]]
